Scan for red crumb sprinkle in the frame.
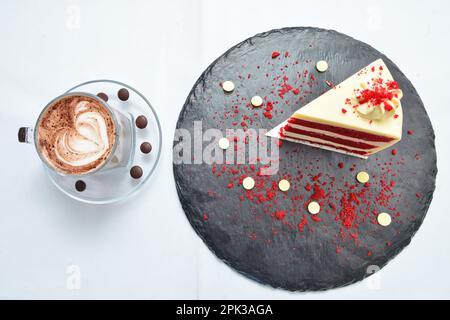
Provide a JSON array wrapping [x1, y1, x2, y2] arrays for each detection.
[[275, 211, 286, 220], [292, 88, 300, 95], [298, 215, 308, 232], [339, 195, 356, 229], [284, 52, 289, 57], [271, 51, 280, 59], [391, 149, 397, 156], [408, 130, 414, 135], [203, 214, 208, 221], [338, 162, 344, 169], [263, 101, 274, 119], [341, 108, 347, 114], [311, 184, 325, 200], [356, 80, 400, 112]]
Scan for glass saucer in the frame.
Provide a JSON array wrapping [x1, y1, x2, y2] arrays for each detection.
[[45, 80, 162, 204]]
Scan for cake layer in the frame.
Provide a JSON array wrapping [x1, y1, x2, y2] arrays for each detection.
[[281, 128, 372, 153], [285, 122, 388, 148], [283, 123, 381, 150], [287, 118, 396, 143], [279, 130, 370, 157]]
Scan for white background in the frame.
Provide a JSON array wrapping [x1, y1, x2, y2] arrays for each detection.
[[0, 0, 448, 299]]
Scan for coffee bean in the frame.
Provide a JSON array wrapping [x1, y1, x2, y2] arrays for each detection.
[[118, 88, 130, 101], [135, 115, 148, 129], [140, 142, 152, 154], [97, 92, 108, 102], [75, 180, 86, 192], [130, 166, 143, 179]]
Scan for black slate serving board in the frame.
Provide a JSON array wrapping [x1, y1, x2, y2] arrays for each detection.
[[173, 27, 437, 291]]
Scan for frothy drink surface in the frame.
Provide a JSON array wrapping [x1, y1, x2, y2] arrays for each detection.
[[37, 95, 116, 175]]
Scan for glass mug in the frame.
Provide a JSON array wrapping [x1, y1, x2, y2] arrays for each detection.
[[18, 92, 136, 176]]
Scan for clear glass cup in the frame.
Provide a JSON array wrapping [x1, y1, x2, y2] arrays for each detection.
[[18, 92, 135, 176], [18, 80, 162, 204]]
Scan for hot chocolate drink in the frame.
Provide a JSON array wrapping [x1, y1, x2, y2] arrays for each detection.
[[37, 94, 117, 175]]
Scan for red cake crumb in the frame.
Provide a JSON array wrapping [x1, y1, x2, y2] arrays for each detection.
[[391, 149, 397, 156], [339, 194, 357, 229], [298, 215, 308, 232], [263, 101, 274, 119], [275, 211, 286, 220], [311, 184, 325, 200], [356, 80, 401, 112], [271, 51, 280, 59]]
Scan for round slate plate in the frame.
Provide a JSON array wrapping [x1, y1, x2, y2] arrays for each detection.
[[173, 27, 437, 291]]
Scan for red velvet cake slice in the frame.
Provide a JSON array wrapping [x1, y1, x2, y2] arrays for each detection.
[[266, 59, 403, 159]]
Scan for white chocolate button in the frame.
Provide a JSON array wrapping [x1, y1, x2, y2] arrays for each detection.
[[308, 201, 321, 215], [278, 179, 290, 192], [218, 137, 230, 150], [242, 177, 255, 190], [251, 95, 263, 107], [316, 60, 328, 73], [222, 81, 235, 93], [377, 212, 392, 226], [356, 171, 370, 183]]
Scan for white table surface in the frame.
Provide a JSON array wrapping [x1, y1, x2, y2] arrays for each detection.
[[1, 0, 449, 299]]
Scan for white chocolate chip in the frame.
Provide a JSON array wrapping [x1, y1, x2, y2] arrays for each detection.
[[377, 212, 392, 226], [218, 137, 230, 150], [356, 171, 370, 183], [278, 179, 290, 192], [242, 177, 255, 190], [308, 201, 321, 215], [316, 60, 329, 73], [251, 95, 263, 107], [222, 81, 235, 93]]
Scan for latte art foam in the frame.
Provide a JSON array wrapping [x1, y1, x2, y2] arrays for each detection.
[[37, 95, 116, 175]]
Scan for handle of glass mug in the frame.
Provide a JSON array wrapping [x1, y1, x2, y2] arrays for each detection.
[[18, 127, 34, 144]]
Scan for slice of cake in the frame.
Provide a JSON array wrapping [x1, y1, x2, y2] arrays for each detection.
[[266, 59, 403, 159]]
